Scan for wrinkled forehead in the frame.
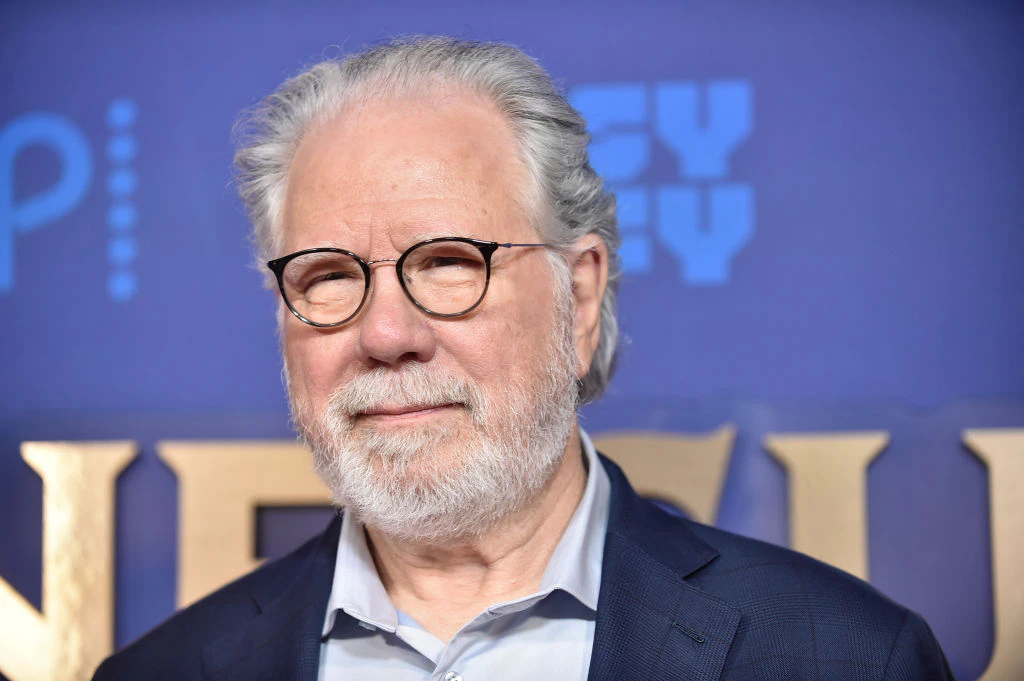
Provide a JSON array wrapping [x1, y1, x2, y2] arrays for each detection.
[[281, 87, 540, 253]]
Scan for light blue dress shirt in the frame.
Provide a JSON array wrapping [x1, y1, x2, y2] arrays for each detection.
[[317, 429, 611, 681]]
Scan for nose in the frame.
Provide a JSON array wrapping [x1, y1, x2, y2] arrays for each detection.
[[355, 261, 437, 367]]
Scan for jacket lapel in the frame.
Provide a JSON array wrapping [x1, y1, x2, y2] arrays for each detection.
[[201, 515, 342, 681], [589, 457, 740, 681]]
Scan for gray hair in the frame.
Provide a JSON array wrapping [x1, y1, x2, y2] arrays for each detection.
[[234, 36, 621, 403]]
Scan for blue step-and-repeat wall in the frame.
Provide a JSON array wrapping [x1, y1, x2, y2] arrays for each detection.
[[2, 2, 1022, 680]]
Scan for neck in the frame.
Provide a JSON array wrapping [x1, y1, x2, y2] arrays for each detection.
[[363, 426, 588, 642]]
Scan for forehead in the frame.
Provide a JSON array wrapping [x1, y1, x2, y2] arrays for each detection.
[[282, 88, 536, 252]]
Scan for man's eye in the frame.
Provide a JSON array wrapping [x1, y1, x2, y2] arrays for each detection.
[[303, 270, 357, 291], [311, 271, 354, 283], [425, 256, 476, 269]]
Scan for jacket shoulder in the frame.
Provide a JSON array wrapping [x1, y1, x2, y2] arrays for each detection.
[[682, 520, 951, 679], [689, 520, 905, 615], [600, 453, 952, 679]]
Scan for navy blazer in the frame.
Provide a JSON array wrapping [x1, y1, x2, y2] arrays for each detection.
[[94, 456, 954, 680]]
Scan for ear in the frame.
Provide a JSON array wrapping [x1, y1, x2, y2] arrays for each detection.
[[568, 234, 609, 379]]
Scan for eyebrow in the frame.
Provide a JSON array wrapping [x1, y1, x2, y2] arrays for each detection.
[[302, 229, 479, 255], [406, 229, 470, 243]]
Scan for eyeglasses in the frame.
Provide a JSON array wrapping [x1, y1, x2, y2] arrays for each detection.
[[267, 236, 554, 328]]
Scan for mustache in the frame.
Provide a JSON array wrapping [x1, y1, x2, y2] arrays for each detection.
[[324, 363, 486, 422]]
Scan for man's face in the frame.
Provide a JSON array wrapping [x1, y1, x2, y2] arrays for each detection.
[[279, 89, 584, 539]]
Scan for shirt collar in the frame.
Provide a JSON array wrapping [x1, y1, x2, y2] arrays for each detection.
[[321, 427, 611, 637], [321, 504, 399, 637], [537, 428, 609, 611]]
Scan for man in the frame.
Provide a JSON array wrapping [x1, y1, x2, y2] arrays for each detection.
[[93, 37, 953, 680]]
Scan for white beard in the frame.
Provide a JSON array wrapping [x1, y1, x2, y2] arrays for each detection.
[[289, 276, 580, 543]]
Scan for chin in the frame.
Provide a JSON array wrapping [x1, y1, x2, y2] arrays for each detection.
[[314, 427, 565, 542]]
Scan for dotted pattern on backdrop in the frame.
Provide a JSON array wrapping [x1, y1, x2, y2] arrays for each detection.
[[105, 98, 139, 302]]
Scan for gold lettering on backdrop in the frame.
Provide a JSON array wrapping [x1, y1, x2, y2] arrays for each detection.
[[2, 431, 1017, 681], [0, 441, 136, 681], [595, 426, 735, 524], [964, 429, 1024, 681], [764, 432, 887, 580], [158, 441, 331, 608]]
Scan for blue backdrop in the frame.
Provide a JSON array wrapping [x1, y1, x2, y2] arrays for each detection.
[[2, 2, 1022, 679]]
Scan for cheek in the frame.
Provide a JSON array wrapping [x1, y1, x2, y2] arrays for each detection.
[[468, 277, 558, 377], [506, 262, 561, 341], [283, 322, 352, 403], [430, 320, 492, 381]]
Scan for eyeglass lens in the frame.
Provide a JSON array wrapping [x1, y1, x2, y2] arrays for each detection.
[[280, 240, 489, 325]]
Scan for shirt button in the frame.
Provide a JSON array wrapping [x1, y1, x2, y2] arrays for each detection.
[[444, 672, 463, 681]]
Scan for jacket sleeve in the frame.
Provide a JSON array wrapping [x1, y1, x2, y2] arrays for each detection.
[[882, 610, 956, 681]]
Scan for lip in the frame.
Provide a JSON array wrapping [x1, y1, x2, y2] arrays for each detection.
[[357, 403, 459, 422]]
